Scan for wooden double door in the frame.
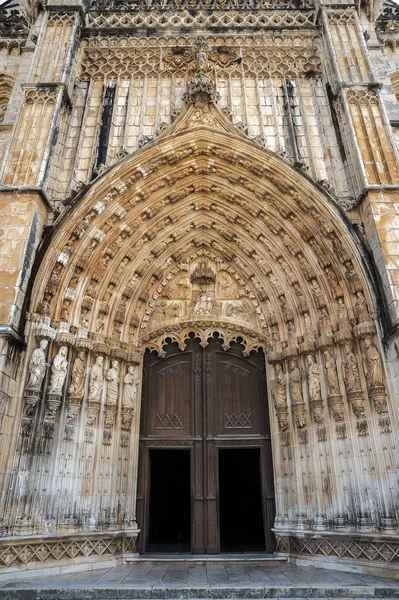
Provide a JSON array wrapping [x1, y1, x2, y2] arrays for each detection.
[[136, 336, 275, 554]]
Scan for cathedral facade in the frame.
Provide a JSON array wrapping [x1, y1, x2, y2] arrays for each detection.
[[1, 0, 399, 578]]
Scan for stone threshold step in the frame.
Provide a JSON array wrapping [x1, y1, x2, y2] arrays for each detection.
[[2, 587, 399, 599], [126, 553, 288, 563]]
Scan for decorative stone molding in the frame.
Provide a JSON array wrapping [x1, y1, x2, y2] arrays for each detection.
[[86, 10, 316, 31], [142, 322, 268, 357], [275, 532, 399, 568], [0, 531, 137, 571]]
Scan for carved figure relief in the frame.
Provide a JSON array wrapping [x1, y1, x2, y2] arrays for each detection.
[[217, 272, 240, 299], [148, 259, 259, 330]]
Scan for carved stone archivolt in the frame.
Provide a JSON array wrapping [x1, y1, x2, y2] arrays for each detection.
[[14, 95, 396, 543]]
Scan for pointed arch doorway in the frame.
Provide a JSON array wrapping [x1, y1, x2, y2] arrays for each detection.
[[136, 334, 275, 554]]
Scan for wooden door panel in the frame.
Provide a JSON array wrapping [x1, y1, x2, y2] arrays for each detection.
[[147, 355, 192, 437], [213, 353, 263, 437]]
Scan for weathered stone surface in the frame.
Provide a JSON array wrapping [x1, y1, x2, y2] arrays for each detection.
[[0, 0, 399, 578]]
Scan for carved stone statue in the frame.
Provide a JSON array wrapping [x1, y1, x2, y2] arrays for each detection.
[[307, 354, 321, 400], [319, 307, 332, 336], [68, 351, 86, 399], [324, 350, 340, 396], [364, 337, 384, 387], [25, 339, 49, 391], [88, 356, 104, 402], [343, 344, 361, 392], [355, 290, 368, 321], [303, 312, 313, 336], [273, 363, 287, 408], [337, 297, 349, 324], [289, 360, 303, 404], [106, 360, 120, 406], [287, 322, 297, 347], [48, 346, 68, 395], [123, 366, 139, 408]]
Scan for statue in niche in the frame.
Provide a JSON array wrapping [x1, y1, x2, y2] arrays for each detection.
[[355, 290, 369, 321], [80, 308, 90, 330], [324, 350, 340, 396], [271, 324, 280, 342], [337, 297, 350, 325], [86, 282, 97, 299], [96, 315, 106, 334], [289, 360, 304, 405], [343, 344, 361, 392], [303, 312, 313, 336], [115, 257, 129, 276], [287, 322, 297, 347], [88, 356, 104, 402], [278, 258, 296, 285], [48, 346, 68, 395], [307, 354, 321, 401], [319, 307, 332, 335], [310, 279, 325, 306], [273, 363, 287, 408], [123, 366, 139, 408], [68, 351, 86, 399], [25, 339, 49, 391], [364, 337, 384, 387], [325, 267, 343, 296], [106, 361, 120, 406]]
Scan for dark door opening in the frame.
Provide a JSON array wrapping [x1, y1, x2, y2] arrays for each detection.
[[219, 448, 265, 552], [148, 449, 191, 552]]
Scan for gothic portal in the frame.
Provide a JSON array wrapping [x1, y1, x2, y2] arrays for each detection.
[[137, 335, 275, 554], [1, 0, 399, 580]]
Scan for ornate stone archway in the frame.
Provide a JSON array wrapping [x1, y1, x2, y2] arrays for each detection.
[[5, 94, 399, 574]]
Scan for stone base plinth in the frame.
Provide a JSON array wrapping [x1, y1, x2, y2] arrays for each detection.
[[274, 530, 399, 578], [0, 529, 138, 578]]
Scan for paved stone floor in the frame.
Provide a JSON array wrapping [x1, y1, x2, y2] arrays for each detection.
[[1, 561, 399, 598]]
